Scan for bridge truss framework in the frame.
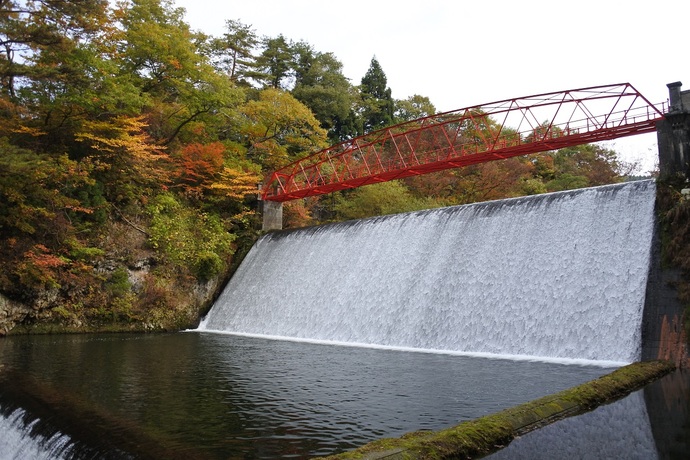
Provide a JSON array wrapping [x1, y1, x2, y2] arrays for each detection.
[[261, 83, 666, 202]]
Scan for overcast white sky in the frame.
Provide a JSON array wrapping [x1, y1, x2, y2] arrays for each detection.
[[174, 0, 690, 174]]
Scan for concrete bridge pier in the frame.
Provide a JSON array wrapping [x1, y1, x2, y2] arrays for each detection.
[[257, 183, 283, 231], [657, 81, 690, 180], [261, 200, 283, 231]]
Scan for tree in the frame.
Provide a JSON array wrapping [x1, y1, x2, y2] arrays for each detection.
[[403, 157, 536, 207], [75, 115, 168, 205], [0, 139, 91, 240], [0, 0, 120, 153], [146, 192, 235, 280], [239, 88, 327, 170], [115, 0, 198, 96], [0, 0, 109, 99], [0, 139, 100, 299], [360, 56, 394, 132], [291, 46, 355, 142], [170, 141, 261, 208], [395, 95, 436, 122], [114, 0, 244, 144], [252, 34, 293, 89], [334, 181, 434, 220], [172, 142, 225, 197], [208, 19, 259, 85], [545, 144, 622, 191]]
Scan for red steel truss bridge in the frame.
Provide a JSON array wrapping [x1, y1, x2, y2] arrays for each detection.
[[261, 83, 666, 202]]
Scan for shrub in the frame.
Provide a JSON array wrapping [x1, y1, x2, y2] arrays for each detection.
[[147, 193, 235, 280]]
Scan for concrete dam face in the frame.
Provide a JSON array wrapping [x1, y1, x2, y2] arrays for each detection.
[[200, 180, 657, 366]]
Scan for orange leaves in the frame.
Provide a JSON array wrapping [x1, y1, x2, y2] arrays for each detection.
[[64, 204, 95, 214], [17, 244, 68, 289], [75, 115, 170, 198], [283, 200, 312, 228], [171, 142, 260, 202], [175, 142, 225, 189]]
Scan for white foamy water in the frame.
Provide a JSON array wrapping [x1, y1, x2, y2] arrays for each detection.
[[0, 408, 71, 460], [200, 180, 656, 364]]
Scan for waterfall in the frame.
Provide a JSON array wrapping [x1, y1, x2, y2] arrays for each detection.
[[0, 407, 72, 460], [199, 180, 657, 365]]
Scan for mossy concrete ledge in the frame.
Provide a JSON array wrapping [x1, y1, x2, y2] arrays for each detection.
[[319, 360, 675, 460]]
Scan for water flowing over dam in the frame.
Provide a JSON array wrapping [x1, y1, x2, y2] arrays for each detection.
[[200, 180, 657, 365]]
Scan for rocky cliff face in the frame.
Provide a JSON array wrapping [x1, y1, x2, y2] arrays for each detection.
[[0, 212, 255, 335], [0, 240, 235, 336], [0, 293, 33, 335], [0, 267, 228, 335]]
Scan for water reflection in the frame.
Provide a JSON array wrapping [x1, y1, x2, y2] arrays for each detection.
[[0, 332, 653, 458], [486, 370, 690, 460], [645, 369, 690, 459], [487, 391, 657, 459]]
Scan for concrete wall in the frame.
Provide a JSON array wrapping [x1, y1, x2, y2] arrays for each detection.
[[643, 81, 690, 367], [657, 82, 690, 180], [261, 200, 283, 231], [641, 223, 689, 366]]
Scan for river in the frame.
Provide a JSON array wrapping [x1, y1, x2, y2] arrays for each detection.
[[0, 332, 625, 459], [2, 333, 689, 458]]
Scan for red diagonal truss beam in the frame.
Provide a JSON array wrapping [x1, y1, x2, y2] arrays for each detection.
[[261, 83, 666, 202]]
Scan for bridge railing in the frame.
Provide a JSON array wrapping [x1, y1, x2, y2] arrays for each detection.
[[262, 83, 666, 202]]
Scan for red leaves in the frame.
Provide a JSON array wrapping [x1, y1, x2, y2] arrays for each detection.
[[17, 245, 68, 289], [174, 142, 225, 194]]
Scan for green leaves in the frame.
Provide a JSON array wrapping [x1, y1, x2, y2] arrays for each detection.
[[0, 140, 91, 237], [208, 19, 260, 84], [360, 57, 395, 132], [147, 193, 235, 280], [334, 181, 435, 220], [239, 88, 328, 169]]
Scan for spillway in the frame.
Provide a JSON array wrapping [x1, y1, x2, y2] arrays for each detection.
[[199, 180, 657, 365]]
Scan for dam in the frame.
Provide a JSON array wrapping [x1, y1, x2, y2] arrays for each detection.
[[200, 180, 657, 366]]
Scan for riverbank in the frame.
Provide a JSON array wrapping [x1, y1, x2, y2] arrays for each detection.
[[320, 360, 675, 460]]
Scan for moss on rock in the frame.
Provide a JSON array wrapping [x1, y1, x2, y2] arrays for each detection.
[[321, 360, 675, 460]]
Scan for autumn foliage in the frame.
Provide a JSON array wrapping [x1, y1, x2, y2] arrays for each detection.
[[0, 0, 643, 332], [174, 142, 225, 196]]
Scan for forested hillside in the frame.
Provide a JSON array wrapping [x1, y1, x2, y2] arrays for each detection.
[[0, 0, 643, 333]]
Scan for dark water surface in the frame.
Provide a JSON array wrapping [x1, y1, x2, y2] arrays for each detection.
[[0, 332, 648, 458], [486, 369, 690, 460]]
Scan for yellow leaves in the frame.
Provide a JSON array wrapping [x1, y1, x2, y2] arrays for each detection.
[[75, 115, 172, 193], [12, 125, 47, 137], [256, 88, 327, 137], [249, 139, 290, 171], [239, 88, 328, 168], [76, 115, 164, 159], [209, 166, 261, 200]]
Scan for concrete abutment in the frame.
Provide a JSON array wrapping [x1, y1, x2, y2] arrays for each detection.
[[261, 200, 283, 231], [643, 81, 690, 368], [657, 81, 690, 181]]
